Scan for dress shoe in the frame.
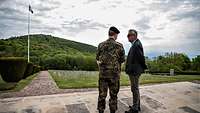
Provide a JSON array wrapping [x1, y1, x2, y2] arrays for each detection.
[[125, 106, 138, 113]]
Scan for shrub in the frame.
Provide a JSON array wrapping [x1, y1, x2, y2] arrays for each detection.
[[0, 57, 27, 82], [23, 62, 34, 79], [33, 65, 41, 73], [39, 55, 98, 71]]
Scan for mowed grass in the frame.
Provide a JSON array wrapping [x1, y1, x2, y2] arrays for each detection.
[[49, 70, 200, 89], [0, 73, 38, 92]]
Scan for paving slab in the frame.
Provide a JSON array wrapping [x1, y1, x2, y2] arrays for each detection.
[[66, 103, 90, 113], [0, 82, 199, 113]]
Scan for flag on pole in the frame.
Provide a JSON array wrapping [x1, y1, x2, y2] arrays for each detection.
[[29, 5, 33, 14]]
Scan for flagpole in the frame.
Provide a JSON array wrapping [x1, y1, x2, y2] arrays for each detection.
[[28, 4, 30, 62]]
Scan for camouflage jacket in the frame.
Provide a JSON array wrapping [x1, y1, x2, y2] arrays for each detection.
[[96, 38, 125, 78]]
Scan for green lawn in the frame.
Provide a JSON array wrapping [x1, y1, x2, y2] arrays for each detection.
[[0, 73, 37, 92], [49, 70, 200, 89]]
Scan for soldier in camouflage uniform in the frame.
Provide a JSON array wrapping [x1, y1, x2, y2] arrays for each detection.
[[96, 26, 125, 113]]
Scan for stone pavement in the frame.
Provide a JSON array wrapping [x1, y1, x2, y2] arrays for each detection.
[[0, 71, 96, 98], [0, 82, 199, 113]]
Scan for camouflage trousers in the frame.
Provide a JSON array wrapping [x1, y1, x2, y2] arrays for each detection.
[[128, 74, 141, 111], [97, 77, 120, 111]]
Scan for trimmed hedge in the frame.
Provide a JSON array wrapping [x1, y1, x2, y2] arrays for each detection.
[[149, 71, 200, 75], [23, 62, 34, 79], [0, 57, 27, 82], [33, 65, 41, 73]]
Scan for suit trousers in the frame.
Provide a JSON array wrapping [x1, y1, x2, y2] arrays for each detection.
[[128, 74, 141, 111]]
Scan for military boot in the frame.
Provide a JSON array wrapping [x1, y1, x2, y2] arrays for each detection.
[[99, 110, 104, 113]]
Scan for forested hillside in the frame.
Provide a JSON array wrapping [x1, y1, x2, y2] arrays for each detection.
[[0, 34, 98, 70]]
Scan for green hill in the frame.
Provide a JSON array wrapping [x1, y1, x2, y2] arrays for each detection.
[[0, 34, 98, 70], [0, 34, 96, 56]]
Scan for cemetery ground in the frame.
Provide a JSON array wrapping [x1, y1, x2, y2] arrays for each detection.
[[49, 70, 200, 89], [0, 71, 200, 113], [0, 70, 200, 94]]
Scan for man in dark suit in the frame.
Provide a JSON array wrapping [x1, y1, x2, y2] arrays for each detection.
[[125, 29, 147, 113]]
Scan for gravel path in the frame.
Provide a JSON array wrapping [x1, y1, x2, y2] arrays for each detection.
[[0, 71, 97, 98]]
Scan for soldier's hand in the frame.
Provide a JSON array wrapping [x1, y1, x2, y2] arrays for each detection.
[[97, 60, 102, 65]]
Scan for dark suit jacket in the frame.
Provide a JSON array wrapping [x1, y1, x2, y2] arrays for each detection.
[[125, 39, 147, 75]]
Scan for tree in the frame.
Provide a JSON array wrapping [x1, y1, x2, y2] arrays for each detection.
[[191, 55, 200, 71], [147, 52, 191, 72]]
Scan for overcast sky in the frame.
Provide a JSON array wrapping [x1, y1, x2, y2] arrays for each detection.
[[0, 0, 199, 58]]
